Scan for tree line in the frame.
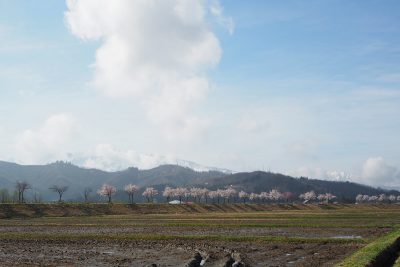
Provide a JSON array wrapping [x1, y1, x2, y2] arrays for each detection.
[[4, 181, 400, 205], [355, 194, 400, 203]]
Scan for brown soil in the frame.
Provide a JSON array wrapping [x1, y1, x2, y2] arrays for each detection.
[[0, 203, 397, 219], [0, 239, 360, 267], [0, 225, 390, 239]]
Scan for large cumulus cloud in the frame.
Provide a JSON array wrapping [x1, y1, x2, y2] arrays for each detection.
[[65, 0, 231, 138]]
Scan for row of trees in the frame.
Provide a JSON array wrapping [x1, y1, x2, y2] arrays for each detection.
[[14, 181, 69, 203], [356, 194, 400, 203], [8, 182, 332, 204], [161, 188, 337, 204], [8, 181, 399, 205], [299, 191, 337, 203]]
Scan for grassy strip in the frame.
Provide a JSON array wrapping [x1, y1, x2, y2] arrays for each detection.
[[335, 229, 400, 267], [10, 216, 400, 223], [162, 222, 392, 229], [0, 232, 365, 244], [394, 256, 400, 267], [7, 210, 398, 223], [0, 222, 393, 229]]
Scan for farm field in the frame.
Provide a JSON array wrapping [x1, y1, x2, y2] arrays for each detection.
[[0, 204, 399, 266]]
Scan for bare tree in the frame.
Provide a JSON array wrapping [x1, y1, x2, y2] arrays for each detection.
[[83, 187, 92, 203], [0, 189, 10, 203], [49, 185, 69, 202], [33, 192, 42, 203], [15, 181, 31, 203]]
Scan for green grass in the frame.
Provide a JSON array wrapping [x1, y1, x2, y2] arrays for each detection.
[[336, 229, 400, 267], [0, 222, 393, 229], [1, 206, 399, 231], [394, 256, 400, 267], [0, 232, 365, 244]]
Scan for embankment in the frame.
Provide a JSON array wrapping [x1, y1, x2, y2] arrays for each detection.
[[0, 203, 397, 219]]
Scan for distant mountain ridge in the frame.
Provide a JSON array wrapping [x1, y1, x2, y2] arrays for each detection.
[[0, 161, 226, 200], [0, 161, 397, 202]]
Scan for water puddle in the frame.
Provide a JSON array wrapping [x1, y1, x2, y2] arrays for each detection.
[[331, 235, 362, 239]]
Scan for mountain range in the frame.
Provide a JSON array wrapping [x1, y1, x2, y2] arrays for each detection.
[[0, 160, 397, 202]]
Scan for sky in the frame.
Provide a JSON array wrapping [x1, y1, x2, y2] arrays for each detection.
[[0, 0, 399, 188]]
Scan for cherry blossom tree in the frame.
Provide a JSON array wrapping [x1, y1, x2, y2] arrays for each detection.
[[208, 191, 219, 204], [216, 189, 225, 204], [97, 184, 117, 203], [355, 194, 364, 203], [162, 186, 173, 202], [225, 187, 237, 203], [124, 184, 139, 204], [218, 189, 228, 203], [318, 193, 336, 203], [173, 187, 188, 203], [200, 188, 210, 203], [282, 192, 294, 203], [190, 187, 202, 202], [184, 189, 191, 202], [369, 195, 378, 202], [249, 193, 258, 203], [362, 195, 370, 202], [142, 187, 158, 203], [238, 191, 249, 203], [269, 189, 282, 202], [259, 192, 269, 203], [388, 195, 396, 203], [378, 194, 387, 203], [300, 191, 316, 203], [325, 193, 336, 203]]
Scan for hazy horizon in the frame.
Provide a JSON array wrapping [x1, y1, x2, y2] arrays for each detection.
[[1, 1, 399, 189]]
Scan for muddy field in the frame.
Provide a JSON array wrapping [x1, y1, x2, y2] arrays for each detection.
[[0, 239, 360, 267], [0, 204, 398, 266]]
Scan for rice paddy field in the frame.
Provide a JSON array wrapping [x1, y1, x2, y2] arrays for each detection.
[[0, 203, 399, 266]]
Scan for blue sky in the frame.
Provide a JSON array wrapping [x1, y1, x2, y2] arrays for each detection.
[[0, 0, 399, 187]]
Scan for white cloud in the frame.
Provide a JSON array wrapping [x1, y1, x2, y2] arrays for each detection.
[[14, 114, 77, 164], [209, 0, 235, 34], [325, 170, 353, 181], [361, 157, 399, 186], [290, 157, 400, 188], [65, 0, 230, 138], [290, 166, 353, 182], [81, 144, 176, 171]]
